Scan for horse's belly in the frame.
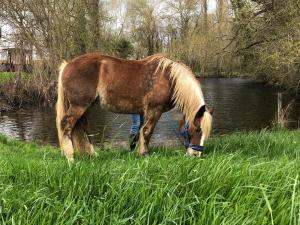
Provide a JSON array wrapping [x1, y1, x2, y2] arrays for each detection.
[[99, 90, 143, 114], [100, 99, 141, 113]]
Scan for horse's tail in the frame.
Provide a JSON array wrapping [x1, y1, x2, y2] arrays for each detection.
[[56, 61, 68, 149], [56, 61, 94, 156]]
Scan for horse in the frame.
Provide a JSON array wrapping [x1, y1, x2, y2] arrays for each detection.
[[56, 53, 213, 161]]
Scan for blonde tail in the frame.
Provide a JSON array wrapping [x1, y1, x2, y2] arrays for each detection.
[[56, 61, 68, 150]]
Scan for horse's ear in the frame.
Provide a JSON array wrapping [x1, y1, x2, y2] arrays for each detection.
[[196, 105, 206, 118], [193, 105, 206, 127]]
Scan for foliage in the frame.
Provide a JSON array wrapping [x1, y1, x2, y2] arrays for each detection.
[[0, 0, 235, 74], [231, 0, 300, 89], [0, 130, 300, 224], [0, 66, 56, 108], [114, 38, 134, 59]]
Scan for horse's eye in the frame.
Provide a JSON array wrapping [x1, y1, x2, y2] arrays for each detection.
[[195, 128, 201, 132]]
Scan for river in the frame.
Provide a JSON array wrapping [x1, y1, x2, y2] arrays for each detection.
[[1, 78, 299, 147]]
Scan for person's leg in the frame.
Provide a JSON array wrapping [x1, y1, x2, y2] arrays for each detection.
[[140, 114, 144, 127], [130, 114, 141, 135], [129, 114, 143, 150]]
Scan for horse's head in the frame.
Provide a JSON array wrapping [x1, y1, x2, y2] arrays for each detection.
[[179, 105, 213, 156]]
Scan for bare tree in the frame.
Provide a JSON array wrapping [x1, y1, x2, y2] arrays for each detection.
[[127, 0, 162, 57]]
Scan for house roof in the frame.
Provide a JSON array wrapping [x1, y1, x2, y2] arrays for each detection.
[[0, 47, 32, 52], [1, 47, 31, 50]]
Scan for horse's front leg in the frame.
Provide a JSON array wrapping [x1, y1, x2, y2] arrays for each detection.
[[137, 108, 162, 156]]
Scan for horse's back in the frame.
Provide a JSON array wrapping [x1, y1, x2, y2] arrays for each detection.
[[96, 55, 156, 113], [61, 53, 172, 113]]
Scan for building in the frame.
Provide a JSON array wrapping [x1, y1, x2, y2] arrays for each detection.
[[0, 47, 33, 72], [0, 25, 33, 72]]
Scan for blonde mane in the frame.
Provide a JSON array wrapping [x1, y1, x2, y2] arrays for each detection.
[[149, 55, 212, 139]]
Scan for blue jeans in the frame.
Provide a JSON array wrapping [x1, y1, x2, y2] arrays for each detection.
[[130, 114, 144, 135]]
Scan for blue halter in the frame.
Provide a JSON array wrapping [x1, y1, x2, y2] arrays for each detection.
[[180, 123, 205, 152]]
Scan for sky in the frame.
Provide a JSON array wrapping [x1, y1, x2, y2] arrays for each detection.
[[0, 24, 13, 49], [209, 0, 217, 12]]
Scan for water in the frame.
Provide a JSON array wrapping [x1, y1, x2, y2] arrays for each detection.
[[1, 78, 299, 147]]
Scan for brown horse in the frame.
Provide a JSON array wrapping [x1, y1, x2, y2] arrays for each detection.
[[56, 53, 212, 161]]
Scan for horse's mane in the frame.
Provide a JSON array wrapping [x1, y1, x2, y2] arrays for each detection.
[[147, 54, 212, 139]]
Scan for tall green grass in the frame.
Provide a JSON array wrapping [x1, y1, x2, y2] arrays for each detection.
[[0, 129, 300, 224]]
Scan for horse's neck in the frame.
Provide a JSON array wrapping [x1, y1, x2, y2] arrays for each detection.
[[175, 80, 205, 124], [194, 89, 205, 106]]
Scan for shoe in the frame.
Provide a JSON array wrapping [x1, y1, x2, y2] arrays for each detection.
[[129, 134, 139, 151]]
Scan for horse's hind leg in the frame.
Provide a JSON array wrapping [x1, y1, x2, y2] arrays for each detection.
[[60, 105, 87, 161], [72, 114, 97, 157], [138, 108, 162, 156]]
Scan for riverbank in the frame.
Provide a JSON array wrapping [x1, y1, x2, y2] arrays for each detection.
[[195, 70, 251, 79], [0, 71, 252, 112], [0, 72, 56, 111], [0, 129, 299, 224]]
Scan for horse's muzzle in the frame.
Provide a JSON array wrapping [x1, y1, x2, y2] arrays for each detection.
[[186, 148, 203, 157]]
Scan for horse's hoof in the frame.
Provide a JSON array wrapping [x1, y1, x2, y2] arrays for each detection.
[[87, 145, 98, 157], [67, 157, 74, 163], [89, 151, 99, 158], [139, 151, 149, 157], [186, 148, 203, 157]]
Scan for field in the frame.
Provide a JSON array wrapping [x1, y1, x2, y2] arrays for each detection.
[[0, 130, 300, 224]]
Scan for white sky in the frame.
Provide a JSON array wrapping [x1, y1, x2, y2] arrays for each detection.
[[208, 0, 217, 12], [0, 24, 13, 49]]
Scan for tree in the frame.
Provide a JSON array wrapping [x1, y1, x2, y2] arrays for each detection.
[[127, 0, 162, 57], [231, 0, 300, 88], [114, 37, 134, 58]]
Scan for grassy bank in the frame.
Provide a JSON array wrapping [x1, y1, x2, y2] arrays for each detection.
[[0, 72, 29, 82], [0, 130, 300, 224], [0, 72, 56, 111]]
